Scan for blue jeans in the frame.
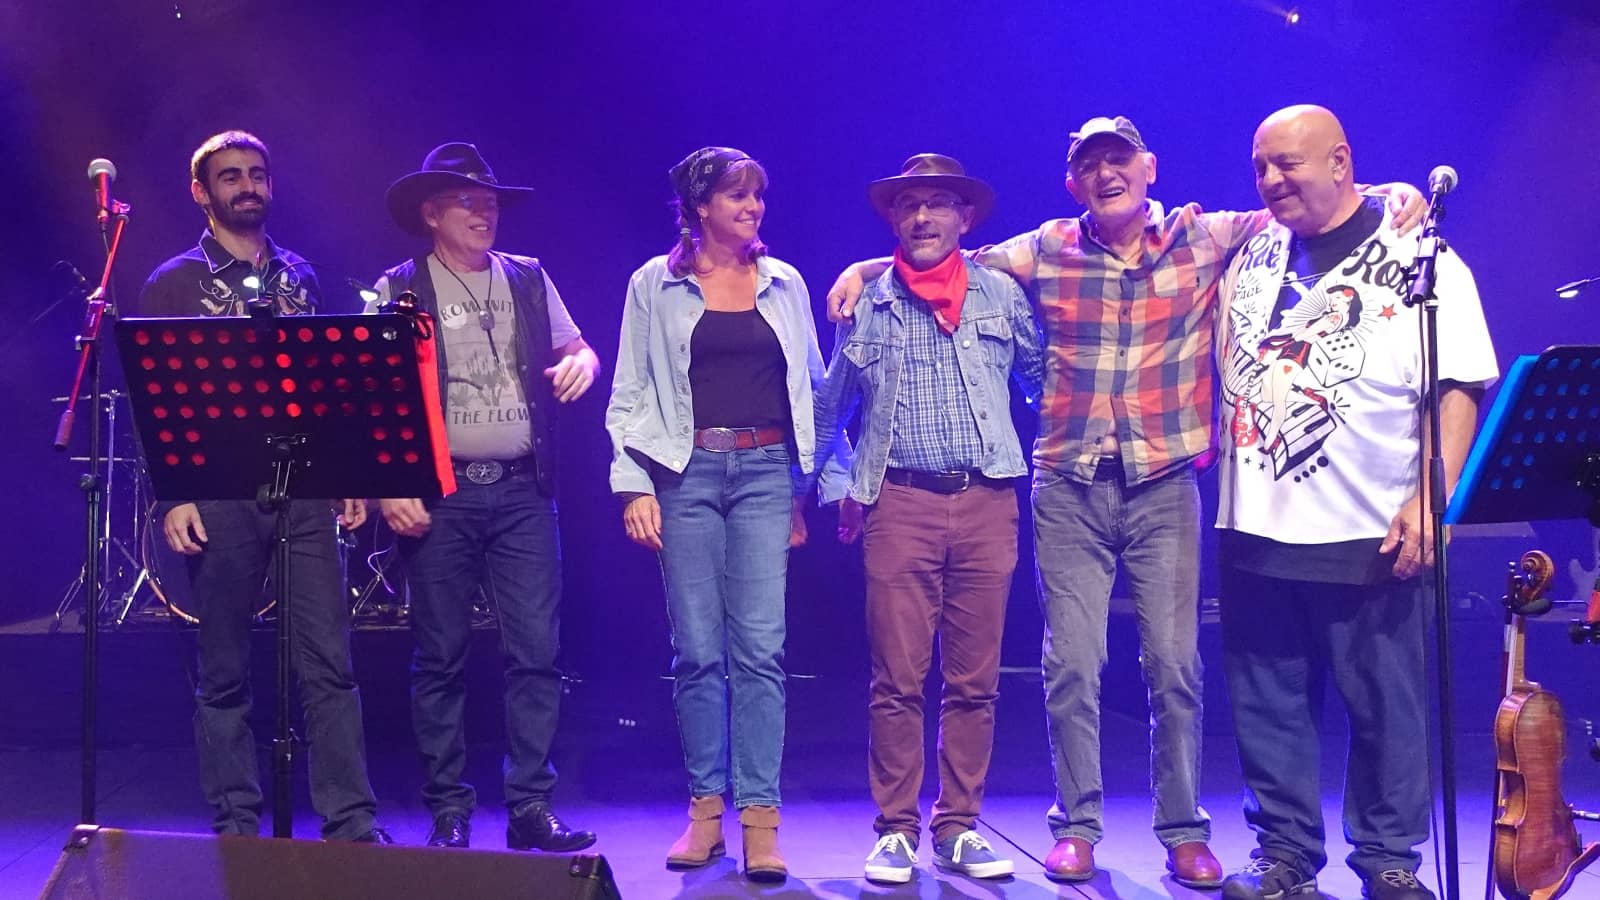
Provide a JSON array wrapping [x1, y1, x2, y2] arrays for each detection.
[[400, 473, 563, 816], [1032, 463, 1208, 848], [654, 445, 793, 808], [1219, 565, 1429, 878], [188, 499, 377, 840]]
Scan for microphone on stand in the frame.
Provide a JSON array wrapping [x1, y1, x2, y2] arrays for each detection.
[[1556, 276, 1599, 299], [1427, 164, 1458, 198], [87, 159, 117, 225], [1405, 165, 1457, 308]]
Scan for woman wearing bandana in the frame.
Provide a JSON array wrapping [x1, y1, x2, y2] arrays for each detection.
[[604, 147, 842, 882]]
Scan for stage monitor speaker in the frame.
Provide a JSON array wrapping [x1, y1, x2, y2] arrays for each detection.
[[39, 825, 622, 899]]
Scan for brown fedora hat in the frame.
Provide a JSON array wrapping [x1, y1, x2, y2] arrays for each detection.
[[867, 153, 995, 225]]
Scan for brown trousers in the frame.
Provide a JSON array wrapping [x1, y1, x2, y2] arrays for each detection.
[[862, 480, 1017, 843]]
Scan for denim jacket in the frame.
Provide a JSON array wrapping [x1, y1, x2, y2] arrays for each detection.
[[606, 254, 848, 497], [812, 258, 1043, 504]]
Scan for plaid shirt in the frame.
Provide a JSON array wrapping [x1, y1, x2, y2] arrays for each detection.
[[976, 201, 1273, 486], [886, 298, 988, 472]]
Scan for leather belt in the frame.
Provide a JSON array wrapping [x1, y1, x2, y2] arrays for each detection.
[[883, 468, 1010, 495], [1094, 455, 1122, 479], [693, 427, 787, 453], [451, 455, 536, 485]]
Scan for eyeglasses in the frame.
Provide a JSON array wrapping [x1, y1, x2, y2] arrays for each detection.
[[436, 193, 500, 213], [893, 196, 966, 218]]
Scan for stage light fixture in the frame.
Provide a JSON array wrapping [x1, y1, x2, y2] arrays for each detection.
[[1285, 7, 1302, 26]]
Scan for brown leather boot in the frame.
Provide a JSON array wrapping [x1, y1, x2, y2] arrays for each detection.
[[738, 805, 787, 882], [665, 795, 725, 870]]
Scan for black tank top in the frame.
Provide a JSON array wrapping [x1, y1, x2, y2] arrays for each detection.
[[688, 308, 790, 429]]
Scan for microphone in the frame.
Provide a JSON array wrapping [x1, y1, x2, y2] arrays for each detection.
[[1427, 165, 1458, 197], [345, 277, 382, 304], [1405, 165, 1457, 307], [1556, 276, 1600, 299], [87, 158, 117, 224]]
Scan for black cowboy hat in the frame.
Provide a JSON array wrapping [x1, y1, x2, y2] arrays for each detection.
[[867, 153, 996, 225], [385, 142, 534, 236]]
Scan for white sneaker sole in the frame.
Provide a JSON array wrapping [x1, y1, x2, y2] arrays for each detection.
[[934, 857, 1015, 879], [864, 864, 913, 884]]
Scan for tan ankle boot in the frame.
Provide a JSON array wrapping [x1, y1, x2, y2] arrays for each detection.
[[665, 795, 725, 869], [739, 805, 787, 882]]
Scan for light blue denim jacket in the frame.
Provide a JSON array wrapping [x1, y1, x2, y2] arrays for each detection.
[[812, 258, 1044, 504], [606, 254, 848, 497]]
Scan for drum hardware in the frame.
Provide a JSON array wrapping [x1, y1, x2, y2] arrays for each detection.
[[51, 391, 168, 631]]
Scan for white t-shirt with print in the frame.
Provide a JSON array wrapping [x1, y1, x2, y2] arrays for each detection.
[[371, 255, 580, 460], [1215, 210, 1498, 544]]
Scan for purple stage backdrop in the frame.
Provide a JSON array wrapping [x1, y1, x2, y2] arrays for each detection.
[[3, 0, 1600, 679]]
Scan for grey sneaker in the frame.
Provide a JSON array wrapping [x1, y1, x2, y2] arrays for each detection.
[[1222, 855, 1318, 900], [864, 832, 918, 884], [1363, 868, 1436, 900], [932, 830, 1014, 879]]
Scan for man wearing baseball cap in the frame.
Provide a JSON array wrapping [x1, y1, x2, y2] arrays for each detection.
[[369, 142, 601, 853], [812, 153, 1043, 885], [825, 118, 1425, 887]]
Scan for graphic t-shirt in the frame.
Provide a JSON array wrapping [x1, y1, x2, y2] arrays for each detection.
[[1215, 199, 1498, 582], [371, 255, 581, 460]]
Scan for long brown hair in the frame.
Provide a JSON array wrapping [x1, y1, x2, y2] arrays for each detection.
[[667, 159, 770, 277]]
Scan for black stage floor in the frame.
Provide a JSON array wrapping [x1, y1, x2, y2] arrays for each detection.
[[3, 617, 1598, 898]]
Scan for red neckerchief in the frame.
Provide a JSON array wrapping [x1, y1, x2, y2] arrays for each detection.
[[892, 247, 968, 334]]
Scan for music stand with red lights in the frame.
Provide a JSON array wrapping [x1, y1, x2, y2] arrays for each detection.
[[114, 313, 451, 838]]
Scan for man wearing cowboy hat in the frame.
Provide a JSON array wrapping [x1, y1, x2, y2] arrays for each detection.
[[369, 142, 601, 852], [826, 118, 1428, 888], [812, 153, 1043, 884]]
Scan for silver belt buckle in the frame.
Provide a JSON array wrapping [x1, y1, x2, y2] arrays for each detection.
[[952, 471, 971, 492], [463, 460, 504, 485], [699, 427, 738, 453]]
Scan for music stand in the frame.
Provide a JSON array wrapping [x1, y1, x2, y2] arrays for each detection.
[[1445, 345, 1600, 527], [115, 312, 451, 838]]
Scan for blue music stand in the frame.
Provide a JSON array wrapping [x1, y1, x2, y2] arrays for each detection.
[[1445, 345, 1600, 527]]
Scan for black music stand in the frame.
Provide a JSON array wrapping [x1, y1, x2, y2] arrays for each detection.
[[115, 313, 449, 838]]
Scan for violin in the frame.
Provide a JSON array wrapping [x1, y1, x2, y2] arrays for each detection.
[[1490, 551, 1598, 900]]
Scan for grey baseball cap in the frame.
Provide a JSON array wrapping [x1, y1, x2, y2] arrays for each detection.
[[1066, 116, 1148, 166]]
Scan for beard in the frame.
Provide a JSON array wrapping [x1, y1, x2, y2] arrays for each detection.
[[212, 194, 270, 230]]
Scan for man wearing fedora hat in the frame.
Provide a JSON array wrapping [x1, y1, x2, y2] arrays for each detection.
[[139, 129, 391, 844], [826, 118, 1426, 888], [812, 153, 1043, 884], [370, 142, 601, 852]]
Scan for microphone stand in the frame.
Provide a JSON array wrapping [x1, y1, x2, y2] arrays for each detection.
[[54, 197, 131, 825], [1403, 189, 1461, 900]]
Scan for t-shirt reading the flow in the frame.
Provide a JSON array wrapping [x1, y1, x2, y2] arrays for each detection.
[[371, 255, 581, 461], [1215, 197, 1498, 584]]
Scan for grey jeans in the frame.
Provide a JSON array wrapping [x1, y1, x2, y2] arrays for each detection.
[[1032, 461, 1208, 848]]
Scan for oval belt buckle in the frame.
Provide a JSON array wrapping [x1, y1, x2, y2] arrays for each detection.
[[701, 427, 738, 453], [464, 460, 504, 485]]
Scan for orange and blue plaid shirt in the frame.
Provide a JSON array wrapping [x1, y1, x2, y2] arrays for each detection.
[[976, 201, 1273, 486]]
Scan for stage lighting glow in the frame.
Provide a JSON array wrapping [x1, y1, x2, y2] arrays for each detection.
[[1285, 8, 1301, 26], [1559, 287, 1580, 300]]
